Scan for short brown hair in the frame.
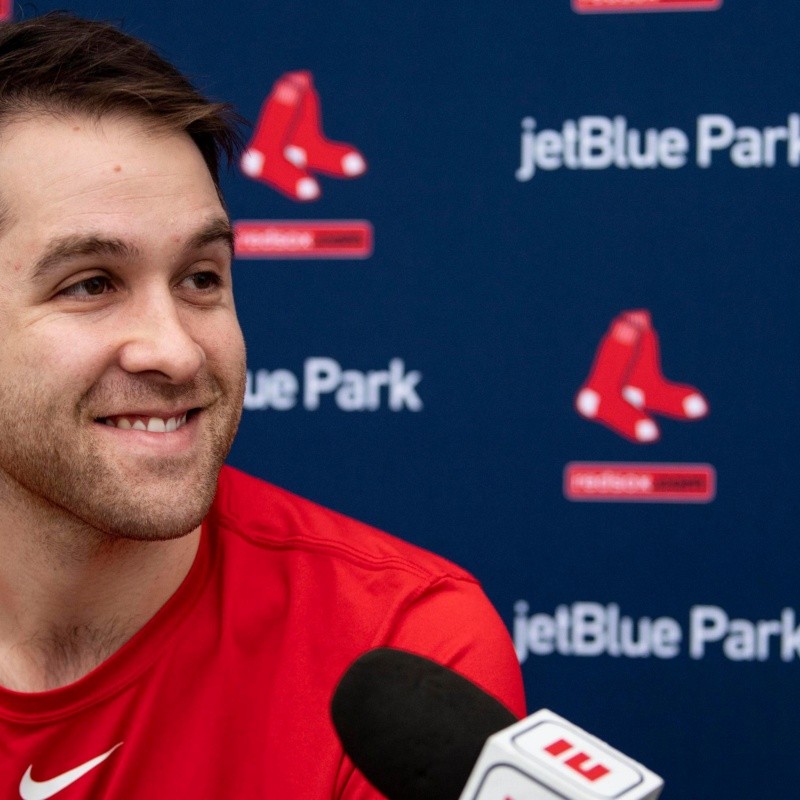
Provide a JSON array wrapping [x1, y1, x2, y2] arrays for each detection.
[[0, 11, 242, 189]]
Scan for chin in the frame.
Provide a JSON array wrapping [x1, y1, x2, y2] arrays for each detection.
[[98, 503, 209, 542], [83, 469, 220, 542]]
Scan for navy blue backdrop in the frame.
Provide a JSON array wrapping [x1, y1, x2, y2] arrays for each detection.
[[12, 1, 799, 796]]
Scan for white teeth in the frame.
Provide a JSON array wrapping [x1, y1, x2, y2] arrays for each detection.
[[103, 412, 191, 431]]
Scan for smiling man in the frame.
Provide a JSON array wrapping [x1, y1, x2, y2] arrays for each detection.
[[0, 12, 524, 799]]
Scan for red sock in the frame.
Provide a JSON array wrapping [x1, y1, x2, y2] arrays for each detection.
[[240, 74, 321, 201], [575, 317, 660, 443], [283, 71, 367, 178], [621, 311, 708, 420]]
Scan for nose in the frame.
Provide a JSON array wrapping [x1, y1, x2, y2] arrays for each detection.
[[116, 288, 205, 383]]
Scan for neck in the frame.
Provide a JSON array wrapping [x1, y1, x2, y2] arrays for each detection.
[[0, 492, 200, 693]]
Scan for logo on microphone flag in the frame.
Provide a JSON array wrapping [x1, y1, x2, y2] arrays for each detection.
[[543, 737, 610, 782], [517, 721, 642, 795], [459, 709, 663, 800], [573, 0, 721, 13]]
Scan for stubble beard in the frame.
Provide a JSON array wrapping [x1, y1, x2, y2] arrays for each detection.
[[0, 365, 245, 545]]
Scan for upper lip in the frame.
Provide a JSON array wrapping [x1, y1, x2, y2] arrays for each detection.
[[95, 407, 198, 420]]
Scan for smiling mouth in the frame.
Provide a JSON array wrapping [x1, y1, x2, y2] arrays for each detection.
[[96, 409, 200, 432]]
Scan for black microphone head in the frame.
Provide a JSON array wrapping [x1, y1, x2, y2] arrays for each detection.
[[330, 647, 517, 800]]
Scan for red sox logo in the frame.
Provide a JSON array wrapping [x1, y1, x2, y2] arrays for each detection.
[[240, 70, 367, 201], [575, 310, 708, 443]]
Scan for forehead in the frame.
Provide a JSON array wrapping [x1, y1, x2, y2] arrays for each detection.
[[0, 112, 225, 257]]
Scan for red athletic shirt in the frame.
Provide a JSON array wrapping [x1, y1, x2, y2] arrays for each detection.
[[0, 466, 526, 798]]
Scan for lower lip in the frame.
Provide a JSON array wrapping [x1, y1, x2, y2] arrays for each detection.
[[94, 412, 201, 454]]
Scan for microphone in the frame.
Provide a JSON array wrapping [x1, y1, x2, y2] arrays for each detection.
[[331, 648, 663, 800]]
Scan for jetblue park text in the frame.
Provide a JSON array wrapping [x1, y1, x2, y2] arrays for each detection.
[[244, 358, 423, 412], [513, 602, 800, 662], [516, 114, 800, 179]]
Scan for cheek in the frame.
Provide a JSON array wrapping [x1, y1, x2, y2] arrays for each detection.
[[192, 313, 246, 371], [0, 323, 115, 396]]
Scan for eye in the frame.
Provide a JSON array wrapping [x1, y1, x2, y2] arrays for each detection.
[[182, 271, 222, 291], [60, 275, 114, 297]]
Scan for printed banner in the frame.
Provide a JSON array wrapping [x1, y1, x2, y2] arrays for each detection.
[[234, 221, 373, 259], [572, 0, 722, 13], [564, 463, 716, 503]]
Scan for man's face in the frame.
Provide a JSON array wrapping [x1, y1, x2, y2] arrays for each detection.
[[0, 113, 246, 540]]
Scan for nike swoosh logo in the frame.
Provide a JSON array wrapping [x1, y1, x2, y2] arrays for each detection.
[[19, 742, 123, 800]]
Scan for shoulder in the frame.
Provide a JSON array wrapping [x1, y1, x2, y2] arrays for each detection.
[[209, 464, 476, 584], [207, 465, 526, 718]]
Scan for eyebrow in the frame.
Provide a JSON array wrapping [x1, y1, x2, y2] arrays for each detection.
[[29, 235, 136, 284], [29, 216, 234, 284], [185, 217, 235, 260]]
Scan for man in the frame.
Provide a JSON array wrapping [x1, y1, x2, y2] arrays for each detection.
[[0, 12, 525, 797]]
